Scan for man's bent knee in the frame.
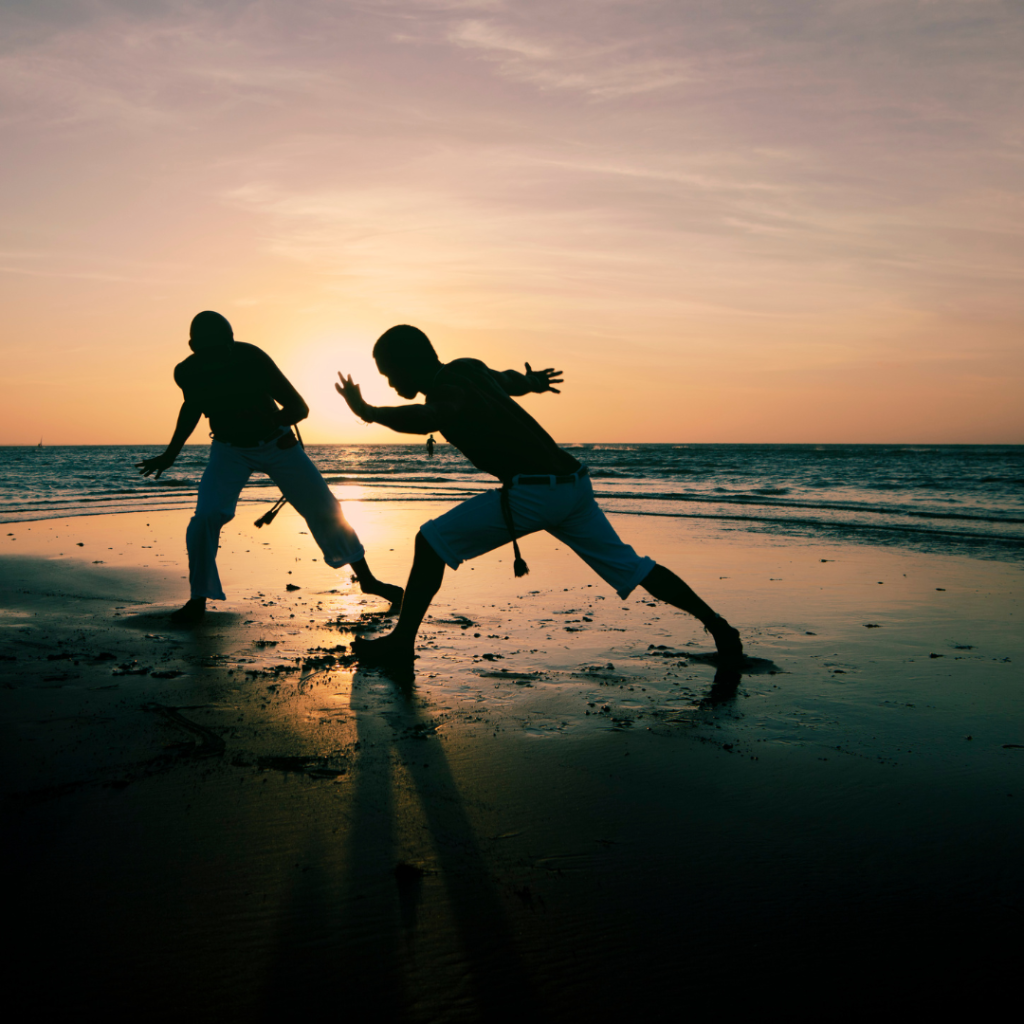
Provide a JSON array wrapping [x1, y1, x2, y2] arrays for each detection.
[[188, 508, 235, 532], [415, 530, 445, 563]]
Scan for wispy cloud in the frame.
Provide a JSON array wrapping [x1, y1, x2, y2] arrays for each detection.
[[0, 263, 171, 284], [447, 18, 690, 97], [0, 6, 331, 130]]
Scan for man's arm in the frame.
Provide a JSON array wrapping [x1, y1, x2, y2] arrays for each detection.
[[260, 352, 310, 426], [493, 363, 563, 397], [336, 374, 447, 434], [136, 401, 202, 478]]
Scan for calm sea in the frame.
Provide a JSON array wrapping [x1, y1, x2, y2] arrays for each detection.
[[1, 443, 1022, 562]]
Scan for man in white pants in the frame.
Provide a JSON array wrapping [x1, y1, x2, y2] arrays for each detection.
[[137, 311, 402, 624]]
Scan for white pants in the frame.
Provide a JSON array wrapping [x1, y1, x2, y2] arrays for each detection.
[[187, 436, 364, 600]]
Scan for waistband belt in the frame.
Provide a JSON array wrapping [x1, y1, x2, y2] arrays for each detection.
[[216, 427, 289, 449], [510, 465, 588, 486]]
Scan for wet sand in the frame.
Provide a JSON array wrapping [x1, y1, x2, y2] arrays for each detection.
[[2, 503, 1022, 1018]]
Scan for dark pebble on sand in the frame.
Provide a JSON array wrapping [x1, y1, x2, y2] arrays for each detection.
[[286, 583, 301, 591], [302, 654, 340, 670], [113, 662, 152, 676]]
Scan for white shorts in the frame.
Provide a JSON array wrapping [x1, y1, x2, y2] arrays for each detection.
[[420, 474, 654, 599]]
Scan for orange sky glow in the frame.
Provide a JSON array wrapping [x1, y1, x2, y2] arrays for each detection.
[[1, 1, 1022, 445]]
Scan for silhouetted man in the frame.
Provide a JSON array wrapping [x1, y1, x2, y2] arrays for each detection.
[[336, 324, 742, 675], [138, 311, 402, 624]]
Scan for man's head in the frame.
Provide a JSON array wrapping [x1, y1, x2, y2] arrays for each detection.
[[189, 311, 234, 353], [373, 325, 440, 399]]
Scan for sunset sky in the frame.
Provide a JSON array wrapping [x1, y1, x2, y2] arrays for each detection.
[[1, 0, 1022, 445]]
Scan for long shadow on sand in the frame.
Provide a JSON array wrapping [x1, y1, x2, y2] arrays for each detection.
[[259, 666, 541, 1020], [257, 654, 749, 1020]]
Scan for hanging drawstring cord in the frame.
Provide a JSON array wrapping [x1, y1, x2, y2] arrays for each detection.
[[254, 494, 287, 528], [254, 424, 303, 529], [499, 483, 529, 578]]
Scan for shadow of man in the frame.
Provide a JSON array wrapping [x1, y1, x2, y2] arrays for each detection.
[[260, 666, 539, 1021]]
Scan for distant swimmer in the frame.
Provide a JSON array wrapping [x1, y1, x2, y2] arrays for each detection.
[[426, 434, 435, 457], [137, 311, 402, 624], [336, 325, 743, 678]]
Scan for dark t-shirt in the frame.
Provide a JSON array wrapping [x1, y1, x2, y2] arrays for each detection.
[[426, 359, 580, 481], [174, 343, 302, 446]]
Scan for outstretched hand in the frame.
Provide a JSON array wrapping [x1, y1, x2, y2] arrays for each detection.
[[336, 373, 374, 423], [136, 451, 176, 479], [524, 362, 563, 394]]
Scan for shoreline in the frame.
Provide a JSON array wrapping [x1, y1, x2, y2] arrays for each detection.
[[3, 506, 1022, 1016], [4, 442, 1022, 563]]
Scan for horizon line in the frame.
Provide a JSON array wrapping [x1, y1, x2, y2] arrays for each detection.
[[3, 440, 1022, 449]]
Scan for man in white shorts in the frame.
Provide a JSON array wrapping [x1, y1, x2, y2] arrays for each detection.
[[336, 324, 743, 675], [137, 311, 402, 624]]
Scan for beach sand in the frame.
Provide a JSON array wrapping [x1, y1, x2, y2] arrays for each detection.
[[2, 502, 1022, 1018]]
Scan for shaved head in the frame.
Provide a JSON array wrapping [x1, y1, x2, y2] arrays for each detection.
[[189, 311, 234, 351], [373, 325, 437, 369], [373, 325, 441, 399]]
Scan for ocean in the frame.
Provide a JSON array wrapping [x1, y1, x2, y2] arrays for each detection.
[[1, 443, 1022, 562]]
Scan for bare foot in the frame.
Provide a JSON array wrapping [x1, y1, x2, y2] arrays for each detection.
[[352, 631, 414, 662], [705, 615, 744, 668], [352, 632, 416, 683], [170, 598, 206, 625], [359, 581, 404, 616]]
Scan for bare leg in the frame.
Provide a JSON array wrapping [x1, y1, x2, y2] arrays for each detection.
[[352, 532, 445, 665], [350, 558, 404, 615], [640, 564, 744, 665]]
